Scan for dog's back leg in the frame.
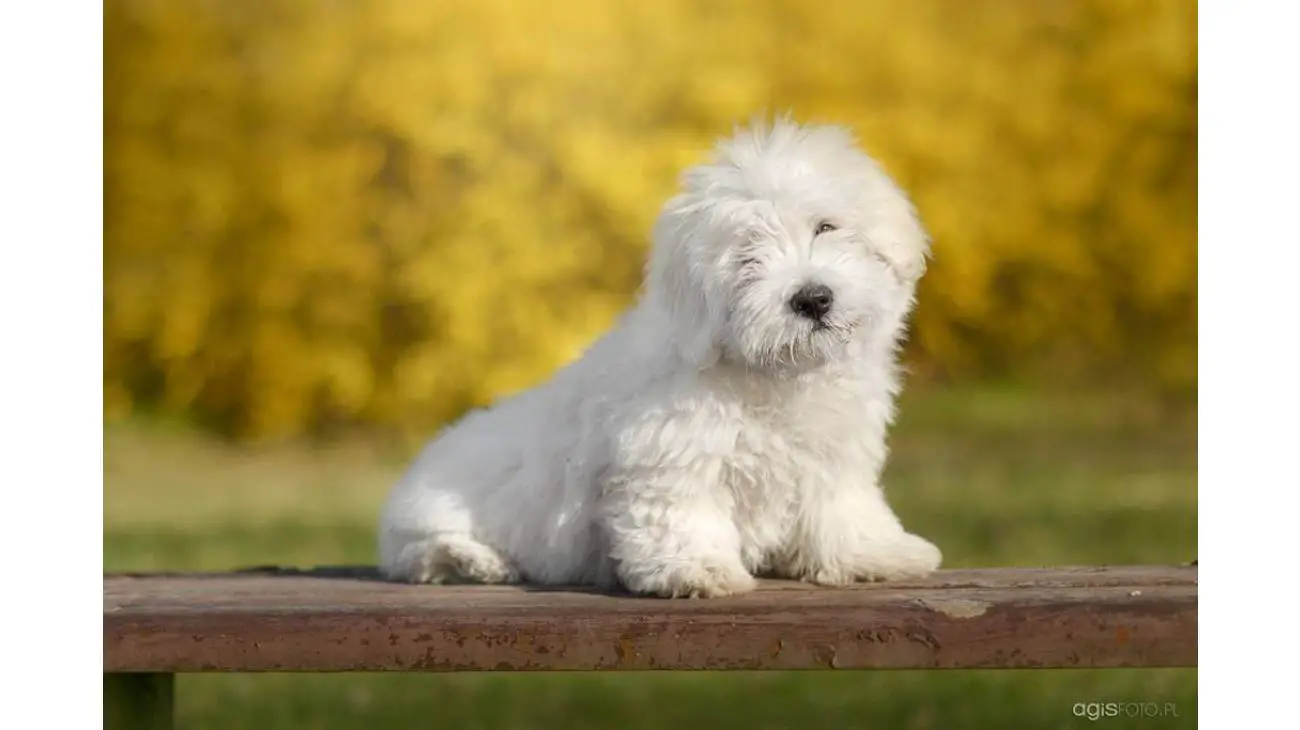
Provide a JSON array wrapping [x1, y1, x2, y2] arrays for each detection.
[[385, 533, 521, 585]]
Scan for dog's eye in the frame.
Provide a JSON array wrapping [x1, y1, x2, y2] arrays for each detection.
[[813, 222, 838, 236]]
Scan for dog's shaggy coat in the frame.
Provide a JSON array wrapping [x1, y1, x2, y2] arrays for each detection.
[[378, 117, 942, 597]]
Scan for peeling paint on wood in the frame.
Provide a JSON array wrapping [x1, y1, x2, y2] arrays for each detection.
[[103, 565, 1197, 672], [918, 598, 991, 619]]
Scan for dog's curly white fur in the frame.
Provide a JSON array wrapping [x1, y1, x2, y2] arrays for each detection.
[[378, 117, 942, 597]]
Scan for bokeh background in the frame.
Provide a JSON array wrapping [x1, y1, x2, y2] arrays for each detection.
[[104, 0, 1198, 728]]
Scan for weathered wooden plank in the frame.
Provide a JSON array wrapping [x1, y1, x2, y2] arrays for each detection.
[[104, 672, 174, 730], [103, 565, 1196, 673]]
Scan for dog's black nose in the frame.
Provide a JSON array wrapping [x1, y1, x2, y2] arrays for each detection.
[[789, 284, 834, 321]]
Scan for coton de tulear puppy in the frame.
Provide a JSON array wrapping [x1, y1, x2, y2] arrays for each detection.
[[378, 117, 942, 598]]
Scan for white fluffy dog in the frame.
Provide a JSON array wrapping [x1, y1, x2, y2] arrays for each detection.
[[378, 117, 942, 598]]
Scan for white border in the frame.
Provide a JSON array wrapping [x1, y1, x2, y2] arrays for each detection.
[[1199, 1, 1297, 727], [0, 3, 104, 728]]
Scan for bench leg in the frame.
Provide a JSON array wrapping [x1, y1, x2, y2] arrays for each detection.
[[105, 672, 174, 730]]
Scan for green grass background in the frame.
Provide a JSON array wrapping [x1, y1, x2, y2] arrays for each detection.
[[104, 384, 1197, 729]]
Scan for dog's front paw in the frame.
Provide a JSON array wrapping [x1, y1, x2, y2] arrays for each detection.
[[621, 558, 757, 599], [856, 533, 943, 582], [796, 533, 942, 586]]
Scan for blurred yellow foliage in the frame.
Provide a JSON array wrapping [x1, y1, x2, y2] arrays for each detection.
[[105, 0, 1196, 440]]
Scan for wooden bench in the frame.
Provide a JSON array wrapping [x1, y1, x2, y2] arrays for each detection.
[[103, 563, 1197, 729]]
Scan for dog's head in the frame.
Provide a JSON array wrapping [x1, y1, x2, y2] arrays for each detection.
[[645, 116, 930, 371]]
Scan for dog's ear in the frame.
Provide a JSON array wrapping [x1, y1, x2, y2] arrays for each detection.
[[870, 192, 931, 284], [645, 195, 725, 367]]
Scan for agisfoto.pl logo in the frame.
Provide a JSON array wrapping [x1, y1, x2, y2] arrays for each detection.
[[1072, 702, 1179, 721]]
